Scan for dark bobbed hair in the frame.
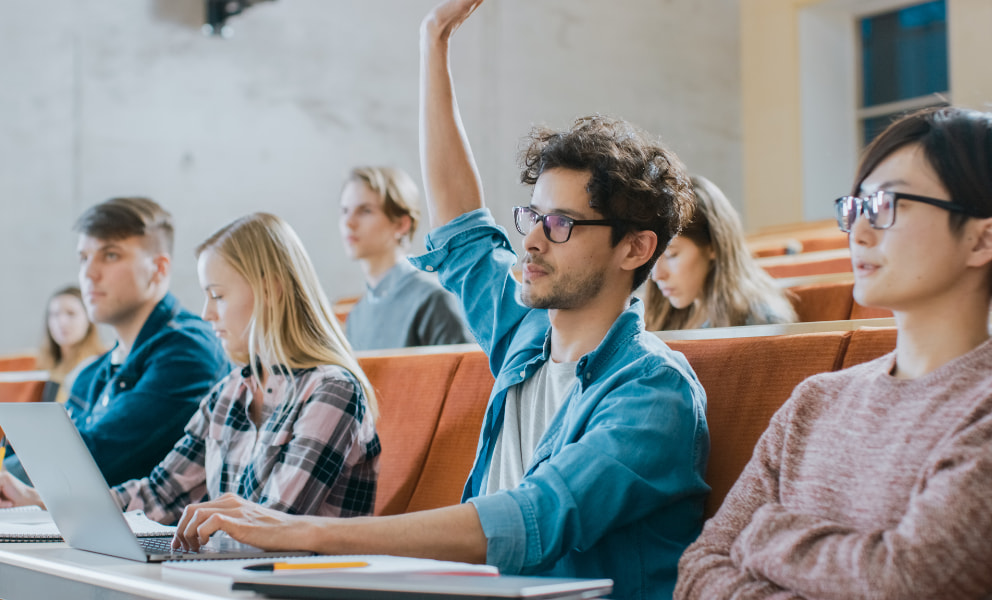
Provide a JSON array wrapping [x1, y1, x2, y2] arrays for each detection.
[[853, 106, 992, 231], [518, 115, 694, 291], [73, 197, 174, 255]]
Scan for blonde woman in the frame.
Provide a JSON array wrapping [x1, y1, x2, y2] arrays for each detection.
[[340, 166, 471, 350], [37, 285, 105, 404], [645, 175, 797, 330], [0, 213, 380, 523]]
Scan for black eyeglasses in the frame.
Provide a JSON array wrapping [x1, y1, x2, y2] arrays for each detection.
[[512, 206, 616, 243], [834, 190, 977, 233]]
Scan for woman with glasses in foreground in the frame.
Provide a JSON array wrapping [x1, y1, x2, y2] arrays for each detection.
[[676, 106, 992, 599], [642, 175, 796, 330]]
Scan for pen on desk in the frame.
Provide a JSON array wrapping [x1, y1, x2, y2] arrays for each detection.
[[0, 434, 6, 469], [244, 560, 370, 572]]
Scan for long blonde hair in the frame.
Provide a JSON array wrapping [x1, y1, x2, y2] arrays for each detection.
[[196, 213, 378, 419], [645, 176, 797, 330], [37, 285, 106, 383]]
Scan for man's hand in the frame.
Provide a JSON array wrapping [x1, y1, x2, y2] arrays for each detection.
[[0, 471, 43, 509], [172, 493, 321, 552], [421, 0, 485, 42]]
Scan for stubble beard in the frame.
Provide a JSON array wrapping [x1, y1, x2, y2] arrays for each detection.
[[520, 268, 605, 310]]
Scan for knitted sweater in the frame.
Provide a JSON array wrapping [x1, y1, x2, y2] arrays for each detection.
[[676, 337, 992, 600]]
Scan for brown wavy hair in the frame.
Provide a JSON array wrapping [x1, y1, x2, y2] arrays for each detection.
[[38, 285, 106, 383], [644, 176, 797, 330], [518, 115, 694, 291]]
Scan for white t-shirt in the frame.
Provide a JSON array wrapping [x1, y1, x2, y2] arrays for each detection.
[[486, 358, 578, 494]]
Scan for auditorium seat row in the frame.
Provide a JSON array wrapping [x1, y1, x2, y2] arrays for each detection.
[[0, 327, 898, 520], [360, 325, 897, 519]]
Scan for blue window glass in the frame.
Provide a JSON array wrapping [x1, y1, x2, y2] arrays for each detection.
[[860, 0, 947, 108]]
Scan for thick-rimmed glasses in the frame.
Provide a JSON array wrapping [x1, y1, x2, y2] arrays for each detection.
[[512, 206, 616, 243], [834, 190, 976, 233]]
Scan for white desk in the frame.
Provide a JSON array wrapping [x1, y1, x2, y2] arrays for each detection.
[[0, 542, 255, 600]]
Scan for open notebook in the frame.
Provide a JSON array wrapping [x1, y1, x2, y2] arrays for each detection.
[[0, 505, 174, 542]]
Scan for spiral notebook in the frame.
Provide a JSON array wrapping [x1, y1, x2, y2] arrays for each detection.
[[0, 506, 174, 543]]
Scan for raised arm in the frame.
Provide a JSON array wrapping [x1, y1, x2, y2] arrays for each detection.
[[419, 0, 486, 228]]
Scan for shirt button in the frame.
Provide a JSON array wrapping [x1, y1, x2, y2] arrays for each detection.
[[119, 381, 126, 389], [425, 265, 435, 272], [585, 373, 591, 379], [519, 370, 526, 378]]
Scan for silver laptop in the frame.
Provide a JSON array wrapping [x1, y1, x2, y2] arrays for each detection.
[[0, 402, 311, 562], [232, 572, 613, 600]]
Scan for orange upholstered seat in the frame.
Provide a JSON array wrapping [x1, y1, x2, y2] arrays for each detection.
[[669, 331, 851, 518], [788, 281, 855, 322], [404, 351, 492, 513], [360, 352, 464, 516], [0, 355, 37, 372]]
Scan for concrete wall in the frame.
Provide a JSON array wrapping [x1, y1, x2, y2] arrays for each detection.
[[0, 0, 742, 355]]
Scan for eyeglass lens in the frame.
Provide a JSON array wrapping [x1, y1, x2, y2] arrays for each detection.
[[836, 192, 896, 232], [514, 207, 574, 243]]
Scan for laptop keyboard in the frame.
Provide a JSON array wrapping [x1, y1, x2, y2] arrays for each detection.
[[139, 536, 222, 556]]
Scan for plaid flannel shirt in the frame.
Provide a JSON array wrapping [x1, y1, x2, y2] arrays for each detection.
[[111, 363, 380, 524]]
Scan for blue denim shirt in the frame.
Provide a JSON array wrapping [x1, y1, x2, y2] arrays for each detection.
[[411, 209, 709, 600], [65, 293, 230, 486]]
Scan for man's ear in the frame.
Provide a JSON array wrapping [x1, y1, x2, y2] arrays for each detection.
[[620, 230, 658, 273], [395, 215, 413, 242], [151, 253, 171, 284], [966, 218, 992, 268]]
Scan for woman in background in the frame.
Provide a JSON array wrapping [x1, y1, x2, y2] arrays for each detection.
[[339, 166, 471, 350], [2, 213, 380, 523], [37, 285, 105, 403], [645, 175, 796, 330]]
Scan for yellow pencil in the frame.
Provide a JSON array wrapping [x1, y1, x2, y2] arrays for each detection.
[[244, 560, 369, 572], [0, 435, 6, 469]]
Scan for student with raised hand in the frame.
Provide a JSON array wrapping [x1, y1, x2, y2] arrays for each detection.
[[645, 175, 796, 330], [0, 212, 380, 523], [36, 285, 106, 404], [675, 107, 992, 599], [339, 165, 471, 350], [170, 1, 709, 598], [2, 197, 230, 486]]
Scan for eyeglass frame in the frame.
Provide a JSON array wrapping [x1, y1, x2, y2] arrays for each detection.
[[512, 205, 620, 243], [833, 190, 980, 233]]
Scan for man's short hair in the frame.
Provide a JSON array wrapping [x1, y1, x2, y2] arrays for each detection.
[[73, 197, 174, 256], [518, 115, 694, 290], [346, 166, 422, 243]]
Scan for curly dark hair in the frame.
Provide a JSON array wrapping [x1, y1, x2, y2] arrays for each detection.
[[518, 115, 694, 291]]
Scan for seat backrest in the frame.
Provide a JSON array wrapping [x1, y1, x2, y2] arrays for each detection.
[[788, 281, 855, 323], [763, 256, 853, 279], [405, 351, 493, 513], [669, 331, 852, 519], [360, 353, 464, 516], [0, 375, 50, 440], [0, 355, 37, 372], [849, 301, 893, 320], [840, 327, 897, 369]]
